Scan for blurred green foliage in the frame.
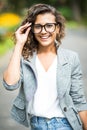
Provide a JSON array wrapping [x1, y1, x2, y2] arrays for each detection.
[[0, 0, 87, 19], [0, 38, 14, 56], [0, 12, 21, 56], [0, 0, 87, 56], [58, 6, 73, 20]]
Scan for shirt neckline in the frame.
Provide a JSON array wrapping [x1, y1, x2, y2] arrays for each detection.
[[36, 55, 57, 73]]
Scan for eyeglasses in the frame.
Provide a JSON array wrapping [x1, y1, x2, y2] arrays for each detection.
[[32, 23, 58, 34]]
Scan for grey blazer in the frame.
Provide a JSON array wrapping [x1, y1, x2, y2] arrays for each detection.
[[3, 47, 87, 130]]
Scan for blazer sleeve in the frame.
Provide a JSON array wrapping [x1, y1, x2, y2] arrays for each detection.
[[70, 53, 87, 112], [3, 58, 23, 91]]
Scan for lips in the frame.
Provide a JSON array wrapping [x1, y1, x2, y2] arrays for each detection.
[[40, 35, 50, 41]]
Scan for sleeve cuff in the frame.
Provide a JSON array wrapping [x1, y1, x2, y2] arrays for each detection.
[[3, 79, 22, 91]]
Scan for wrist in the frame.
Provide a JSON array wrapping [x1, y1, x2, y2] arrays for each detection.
[[14, 43, 23, 57], [15, 42, 24, 51]]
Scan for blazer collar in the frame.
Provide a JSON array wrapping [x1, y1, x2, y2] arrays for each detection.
[[57, 46, 68, 66]]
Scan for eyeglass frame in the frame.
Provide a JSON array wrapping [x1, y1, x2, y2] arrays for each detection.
[[31, 23, 58, 34]]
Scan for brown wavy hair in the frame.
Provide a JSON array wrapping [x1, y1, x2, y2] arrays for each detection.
[[16, 4, 66, 59]]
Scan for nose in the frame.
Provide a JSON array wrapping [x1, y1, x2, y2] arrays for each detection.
[[41, 26, 47, 33]]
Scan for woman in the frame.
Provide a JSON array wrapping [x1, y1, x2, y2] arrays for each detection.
[[3, 3, 87, 130]]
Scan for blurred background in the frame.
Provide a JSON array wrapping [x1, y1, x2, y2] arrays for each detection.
[[0, 0, 87, 130]]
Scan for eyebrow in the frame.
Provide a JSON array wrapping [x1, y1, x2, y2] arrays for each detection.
[[34, 22, 56, 25]]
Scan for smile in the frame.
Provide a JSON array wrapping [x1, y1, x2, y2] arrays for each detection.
[[40, 35, 50, 40]]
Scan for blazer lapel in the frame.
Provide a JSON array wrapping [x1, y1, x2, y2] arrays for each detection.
[[24, 52, 37, 76], [23, 52, 38, 101], [57, 47, 71, 99]]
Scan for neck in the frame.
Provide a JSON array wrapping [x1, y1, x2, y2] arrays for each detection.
[[38, 44, 57, 55]]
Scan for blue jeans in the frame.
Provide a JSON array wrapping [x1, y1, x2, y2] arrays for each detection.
[[30, 116, 73, 130]]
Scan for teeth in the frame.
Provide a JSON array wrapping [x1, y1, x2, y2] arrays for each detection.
[[41, 36, 49, 39]]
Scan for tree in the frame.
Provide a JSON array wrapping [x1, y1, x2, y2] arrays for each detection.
[[70, 0, 81, 21], [1, 0, 87, 22]]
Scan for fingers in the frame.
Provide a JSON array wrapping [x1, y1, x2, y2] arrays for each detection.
[[25, 26, 31, 36], [16, 22, 32, 34]]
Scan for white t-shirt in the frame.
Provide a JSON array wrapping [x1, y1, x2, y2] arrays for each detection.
[[28, 56, 64, 118]]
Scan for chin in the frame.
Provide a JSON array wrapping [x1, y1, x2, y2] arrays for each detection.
[[40, 42, 52, 47]]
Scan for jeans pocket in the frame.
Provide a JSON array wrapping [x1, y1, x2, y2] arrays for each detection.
[[30, 122, 38, 129], [30, 118, 38, 129], [56, 118, 72, 128], [61, 118, 71, 127], [30, 116, 48, 130]]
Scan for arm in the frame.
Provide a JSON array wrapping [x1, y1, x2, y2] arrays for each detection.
[[3, 22, 31, 86], [79, 111, 87, 130], [70, 53, 87, 129]]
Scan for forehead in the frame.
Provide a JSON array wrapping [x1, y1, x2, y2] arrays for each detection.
[[35, 13, 56, 24]]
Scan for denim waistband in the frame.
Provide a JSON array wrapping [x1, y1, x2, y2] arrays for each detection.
[[30, 116, 73, 130], [30, 116, 67, 123]]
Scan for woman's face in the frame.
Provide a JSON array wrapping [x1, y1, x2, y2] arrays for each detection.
[[33, 13, 60, 48]]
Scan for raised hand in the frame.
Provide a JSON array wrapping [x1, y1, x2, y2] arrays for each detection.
[[15, 22, 32, 48]]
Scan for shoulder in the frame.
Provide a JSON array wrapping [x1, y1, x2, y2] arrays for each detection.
[[59, 47, 79, 60], [59, 47, 78, 56], [58, 47, 81, 66]]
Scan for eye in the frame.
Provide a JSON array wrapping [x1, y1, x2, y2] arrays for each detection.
[[46, 23, 54, 28], [34, 24, 41, 29]]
